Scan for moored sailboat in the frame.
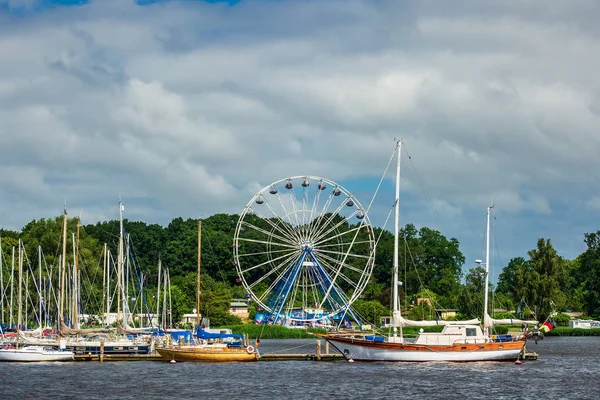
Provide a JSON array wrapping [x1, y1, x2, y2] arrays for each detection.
[[156, 219, 258, 362], [323, 140, 527, 362], [0, 239, 73, 362]]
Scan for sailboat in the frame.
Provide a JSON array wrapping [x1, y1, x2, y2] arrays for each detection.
[[156, 219, 258, 362], [322, 140, 527, 362], [0, 240, 74, 362], [21, 205, 151, 356]]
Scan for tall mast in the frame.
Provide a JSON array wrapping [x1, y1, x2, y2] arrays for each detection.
[[10, 247, 15, 328], [197, 219, 202, 327], [59, 208, 68, 331], [0, 236, 4, 326], [483, 205, 493, 336], [168, 269, 172, 329], [106, 249, 112, 323], [73, 218, 80, 329], [162, 271, 167, 328], [17, 240, 23, 348], [156, 258, 161, 328], [102, 243, 107, 327], [38, 245, 42, 327], [117, 201, 124, 323], [125, 233, 130, 324], [392, 139, 403, 341]]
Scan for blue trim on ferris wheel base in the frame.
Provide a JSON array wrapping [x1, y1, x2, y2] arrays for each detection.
[[308, 251, 362, 327], [270, 250, 308, 324]]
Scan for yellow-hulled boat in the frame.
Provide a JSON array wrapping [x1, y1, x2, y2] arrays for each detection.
[[156, 343, 259, 362]]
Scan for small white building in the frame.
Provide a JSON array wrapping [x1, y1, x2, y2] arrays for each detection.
[[569, 319, 600, 329]]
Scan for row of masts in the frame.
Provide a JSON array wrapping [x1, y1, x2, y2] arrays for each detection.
[[1, 202, 178, 335]]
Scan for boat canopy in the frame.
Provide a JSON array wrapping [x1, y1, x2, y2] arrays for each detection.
[[196, 327, 243, 340], [394, 312, 481, 327]]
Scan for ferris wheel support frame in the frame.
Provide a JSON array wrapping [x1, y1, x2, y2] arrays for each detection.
[[263, 247, 362, 325]]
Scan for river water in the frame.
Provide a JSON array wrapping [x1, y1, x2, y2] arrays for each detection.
[[1, 337, 598, 399]]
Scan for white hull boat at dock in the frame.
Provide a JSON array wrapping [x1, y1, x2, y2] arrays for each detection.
[[0, 345, 74, 362]]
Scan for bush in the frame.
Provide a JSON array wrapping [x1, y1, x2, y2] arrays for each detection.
[[221, 324, 328, 339], [553, 313, 571, 327]]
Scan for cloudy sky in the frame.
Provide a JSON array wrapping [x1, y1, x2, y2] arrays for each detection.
[[1, 0, 599, 281]]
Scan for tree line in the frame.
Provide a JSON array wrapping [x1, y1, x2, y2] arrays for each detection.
[[1, 212, 598, 328]]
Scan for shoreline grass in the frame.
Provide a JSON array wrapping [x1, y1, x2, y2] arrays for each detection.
[[544, 327, 600, 336], [221, 324, 328, 339]]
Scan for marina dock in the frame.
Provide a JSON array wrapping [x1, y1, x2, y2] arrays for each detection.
[[74, 352, 344, 362]]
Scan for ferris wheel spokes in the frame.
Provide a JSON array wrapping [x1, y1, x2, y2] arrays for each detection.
[[305, 192, 351, 241], [238, 249, 300, 275], [316, 259, 359, 291], [312, 210, 364, 246], [253, 252, 302, 297], [236, 236, 297, 250], [240, 220, 298, 247], [313, 224, 365, 248], [260, 198, 303, 243], [316, 240, 374, 249]]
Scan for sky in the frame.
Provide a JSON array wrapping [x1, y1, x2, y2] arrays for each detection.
[[0, 0, 599, 283]]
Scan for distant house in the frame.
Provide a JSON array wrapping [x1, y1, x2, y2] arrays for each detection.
[[435, 309, 457, 320], [229, 299, 250, 319], [564, 311, 584, 319], [569, 319, 600, 329], [181, 314, 202, 325], [380, 316, 393, 327]]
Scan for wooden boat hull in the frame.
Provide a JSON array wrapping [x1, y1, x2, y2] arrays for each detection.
[[156, 347, 259, 362], [0, 348, 74, 362], [324, 336, 525, 362]]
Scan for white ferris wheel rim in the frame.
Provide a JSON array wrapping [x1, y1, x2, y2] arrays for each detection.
[[233, 175, 375, 320]]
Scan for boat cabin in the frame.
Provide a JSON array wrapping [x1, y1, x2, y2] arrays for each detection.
[[414, 325, 487, 346]]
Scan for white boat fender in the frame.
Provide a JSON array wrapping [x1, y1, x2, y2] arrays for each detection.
[[348, 359, 355, 363], [246, 345, 255, 354]]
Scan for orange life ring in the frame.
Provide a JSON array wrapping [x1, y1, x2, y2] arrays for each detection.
[[246, 345, 255, 354]]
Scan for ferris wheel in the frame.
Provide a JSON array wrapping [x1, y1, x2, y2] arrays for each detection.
[[233, 176, 375, 325]]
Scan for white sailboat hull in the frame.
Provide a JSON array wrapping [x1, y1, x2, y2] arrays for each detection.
[[0, 346, 74, 362], [325, 337, 524, 362]]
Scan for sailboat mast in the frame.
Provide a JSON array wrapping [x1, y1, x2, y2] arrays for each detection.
[[483, 205, 493, 336], [59, 209, 68, 329], [392, 139, 403, 340], [17, 240, 23, 347], [10, 247, 14, 328], [0, 236, 4, 327], [197, 219, 201, 327], [102, 243, 107, 327], [117, 201, 124, 322], [74, 218, 80, 329], [156, 258, 161, 327], [168, 269, 172, 329], [38, 245, 42, 327]]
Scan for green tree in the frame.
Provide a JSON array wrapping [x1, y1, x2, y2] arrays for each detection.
[[351, 299, 389, 327], [496, 257, 527, 301], [580, 231, 600, 318], [517, 239, 566, 321], [457, 266, 485, 319]]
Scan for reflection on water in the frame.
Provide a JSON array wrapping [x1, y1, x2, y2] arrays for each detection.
[[0, 337, 598, 399]]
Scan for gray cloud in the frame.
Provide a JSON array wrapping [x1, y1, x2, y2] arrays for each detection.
[[1, 0, 599, 279]]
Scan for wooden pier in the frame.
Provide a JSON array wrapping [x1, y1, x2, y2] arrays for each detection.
[[74, 341, 344, 362]]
